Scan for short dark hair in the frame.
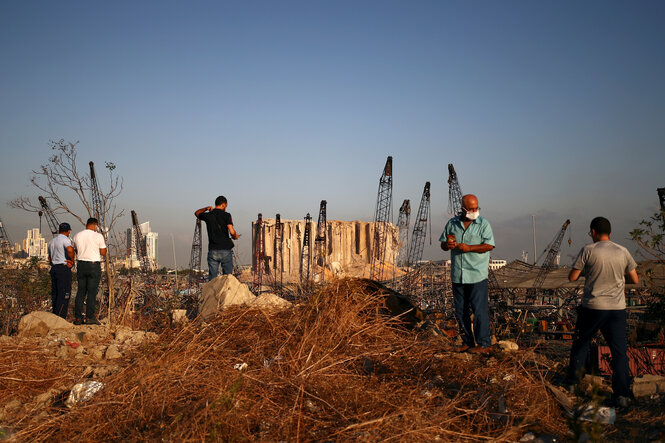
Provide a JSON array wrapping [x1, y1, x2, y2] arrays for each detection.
[[215, 196, 227, 206], [590, 217, 611, 235], [86, 217, 99, 226]]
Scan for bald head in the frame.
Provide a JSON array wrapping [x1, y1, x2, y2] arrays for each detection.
[[460, 194, 480, 220], [462, 194, 478, 211]]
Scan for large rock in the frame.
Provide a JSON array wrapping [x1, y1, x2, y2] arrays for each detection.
[[18, 311, 72, 337], [251, 293, 293, 310], [199, 274, 257, 320]]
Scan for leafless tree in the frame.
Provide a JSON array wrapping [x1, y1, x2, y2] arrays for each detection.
[[9, 139, 125, 323], [9, 139, 124, 233]]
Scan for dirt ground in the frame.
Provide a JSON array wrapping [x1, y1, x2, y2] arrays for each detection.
[[1, 279, 663, 442]]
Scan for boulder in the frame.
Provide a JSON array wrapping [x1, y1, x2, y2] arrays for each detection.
[[251, 293, 293, 310], [105, 344, 122, 360], [18, 311, 72, 337], [199, 274, 256, 320], [498, 340, 519, 352]]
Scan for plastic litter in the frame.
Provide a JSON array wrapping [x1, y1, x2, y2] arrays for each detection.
[[578, 403, 616, 424], [233, 362, 248, 371], [65, 381, 104, 408]]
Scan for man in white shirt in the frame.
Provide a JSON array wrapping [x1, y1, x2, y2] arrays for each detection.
[[47, 222, 75, 319], [72, 218, 107, 325]]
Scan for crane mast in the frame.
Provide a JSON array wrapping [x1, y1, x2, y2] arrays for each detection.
[[407, 182, 430, 267], [189, 218, 202, 274], [300, 213, 312, 287], [38, 196, 61, 236], [396, 199, 411, 267], [131, 210, 153, 274], [314, 200, 328, 283], [88, 162, 104, 226], [370, 156, 393, 281], [447, 164, 463, 216], [0, 217, 12, 256], [253, 213, 264, 292], [529, 219, 571, 295], [658, 188, 665, 212]]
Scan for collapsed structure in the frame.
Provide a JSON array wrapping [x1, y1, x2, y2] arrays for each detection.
[[252, 218, 399, 281]]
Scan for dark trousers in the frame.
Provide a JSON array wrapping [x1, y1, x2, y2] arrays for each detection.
[[50, 264, 72, 319], [75, 261, 102, 320], [452, 279, 491, 347], [565, 307, 631, 399]]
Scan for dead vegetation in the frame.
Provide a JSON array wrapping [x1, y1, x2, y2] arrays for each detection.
[[1, 279, 580, 441]]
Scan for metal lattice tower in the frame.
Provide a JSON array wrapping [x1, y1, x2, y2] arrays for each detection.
[[407, 182, 431, 268], [447, 164, 463, 216], [396, 199, 411, 267], [658, 188, 665, 212], [300, 213, 312, 286], [528, 219, 571, 298], [189, 218, 202, 275], [131, 210, 153, 274], [370, 156, 393, 281], [0, 217, 12, 256], [314, 200, 328, 283], [38, 196, 60, 236], [89, 162, 104, 228], [273, 214, 283, 289], [253, 213, 264, 292]]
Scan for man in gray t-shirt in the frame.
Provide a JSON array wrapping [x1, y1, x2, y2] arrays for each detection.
[[564, 217, 639, 407]]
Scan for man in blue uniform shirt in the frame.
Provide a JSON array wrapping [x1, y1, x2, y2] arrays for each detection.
[[440, 194, 495, 353], [47, 222, 75, 319]]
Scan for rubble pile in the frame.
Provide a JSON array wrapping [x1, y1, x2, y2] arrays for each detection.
[[0, 279, 663, 441]]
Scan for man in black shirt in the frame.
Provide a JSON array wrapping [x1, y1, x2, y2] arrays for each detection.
[[195, 196, 241, 280]]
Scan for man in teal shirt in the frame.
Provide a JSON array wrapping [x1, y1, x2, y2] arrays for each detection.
[[440, 194, 495, 353]]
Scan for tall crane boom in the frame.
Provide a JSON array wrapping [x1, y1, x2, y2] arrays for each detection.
[[314, 200, 328, 283], [407, 182, 431, 267], [447, 164, 463, 216], [38, 196, 60, 236], [531, 219, 571, 292], [396, 199, 411, 267], [0, 217, 12, 255], [253, 213, 264, 292], [189, 218, 202, 273], [370, 156, 393, 281], [300, 213, 312, 286], [131, 210, 153, 274], [658, 188, 665, 212], [89, 162, 104, 227]]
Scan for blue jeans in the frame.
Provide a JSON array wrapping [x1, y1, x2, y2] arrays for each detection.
[[565, 307, 630, 399], [452, 279, 491, 347], [50, 264, 72, 319], [207, 249, 234, 280]]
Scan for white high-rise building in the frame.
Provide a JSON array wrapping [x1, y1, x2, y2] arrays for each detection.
[[126, 221, 158, 269], [23, 228, 48, 259]]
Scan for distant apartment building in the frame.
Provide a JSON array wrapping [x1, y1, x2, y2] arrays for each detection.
[[22, 228, 48, 259], [489, 259, 507, 271], [126, 221, 158, 269]]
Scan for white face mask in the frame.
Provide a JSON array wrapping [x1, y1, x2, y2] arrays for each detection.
[[464, 210, 480, 220]]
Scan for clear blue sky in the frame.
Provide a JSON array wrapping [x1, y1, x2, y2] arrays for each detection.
[[1, 1, 664, 268]]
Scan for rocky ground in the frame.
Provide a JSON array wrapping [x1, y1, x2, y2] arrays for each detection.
[[1, 278, 664, 442]]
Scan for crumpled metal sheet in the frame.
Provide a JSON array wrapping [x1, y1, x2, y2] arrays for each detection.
[[65, 381, 104, 408]]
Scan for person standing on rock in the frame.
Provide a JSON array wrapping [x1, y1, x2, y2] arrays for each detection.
[[72, 218, 107, 325], [440, 194, 495, 353], [47, 222, 75, 319], [195, 196, 240, 280], [565, 216, 638, 408]]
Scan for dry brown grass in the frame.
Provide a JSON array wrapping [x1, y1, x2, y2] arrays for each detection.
[[5, 278, 570, 441]]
